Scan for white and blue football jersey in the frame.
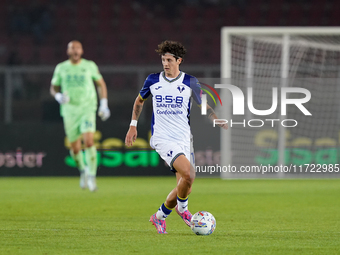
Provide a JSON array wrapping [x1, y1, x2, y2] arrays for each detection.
[[139, 71, 202, 146]]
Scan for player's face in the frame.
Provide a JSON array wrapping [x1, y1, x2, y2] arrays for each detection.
[[161, 54, 182, 77], [67, 41, 83, 63]]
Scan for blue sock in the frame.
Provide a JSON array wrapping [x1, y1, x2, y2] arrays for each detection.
[[156, 203, 172, 220]]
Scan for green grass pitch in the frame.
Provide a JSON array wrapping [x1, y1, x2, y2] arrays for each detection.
[[0, 177, 339, 255]]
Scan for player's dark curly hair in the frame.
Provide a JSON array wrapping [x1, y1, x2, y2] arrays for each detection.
[[155, 40, 187, 61]]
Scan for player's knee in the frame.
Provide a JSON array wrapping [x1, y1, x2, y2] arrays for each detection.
[[72, 147, 81, 155], [84, 140, 94, 148], [182, 170, 195, 186]]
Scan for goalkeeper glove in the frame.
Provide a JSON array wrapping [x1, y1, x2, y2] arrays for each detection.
[[55, 92, 70, 104], [98, 98, 110, 121]]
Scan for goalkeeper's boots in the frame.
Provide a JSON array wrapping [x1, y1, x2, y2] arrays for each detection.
[[79, 170, 87, 189], [87, 175, 97, 192]]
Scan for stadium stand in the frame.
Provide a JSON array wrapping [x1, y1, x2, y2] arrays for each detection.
[[1, 0, 336, 67]]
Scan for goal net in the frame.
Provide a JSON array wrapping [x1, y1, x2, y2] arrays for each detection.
[[220, 27, 340, 178]]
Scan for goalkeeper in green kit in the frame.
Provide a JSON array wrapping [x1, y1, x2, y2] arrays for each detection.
[[50, 40, 110, 191]]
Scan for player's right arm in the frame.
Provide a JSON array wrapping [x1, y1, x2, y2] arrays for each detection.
[[50, 84, 70, 104], [125, 95, 145, 147], [50, 84, 60, 96], [50, 64, 69, 104], [125, 74, 155, 146]]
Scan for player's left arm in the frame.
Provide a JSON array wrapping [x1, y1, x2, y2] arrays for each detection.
[[94, 77, 110, 121], [94, 78, 108, 100], [205, 104, 228, 130], [91, 61, 110, 121], [191, 77, 228, 130], [51, 64, 70, 104]]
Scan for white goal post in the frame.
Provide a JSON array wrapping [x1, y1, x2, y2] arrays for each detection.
[[220, 27, 340, 178]]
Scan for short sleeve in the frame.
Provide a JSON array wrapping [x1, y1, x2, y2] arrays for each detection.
[[91, 61, 103, 81], [51, 64, 61, 86], [139, 73, 159, 100]]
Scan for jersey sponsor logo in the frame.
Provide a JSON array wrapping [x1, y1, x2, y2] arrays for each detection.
[[156, 109, 183, 115], [65, 74, 85, 87], [155, 95, 183, 108], [155, 95, 183, 109], [156, 103, 182, 108], [155, 86, 162, 90]]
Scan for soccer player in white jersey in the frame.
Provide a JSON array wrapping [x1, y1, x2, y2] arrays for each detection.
[[125, 41, 227, 234]]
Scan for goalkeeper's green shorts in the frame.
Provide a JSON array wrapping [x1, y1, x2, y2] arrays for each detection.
[[63, 111, 96, 143]]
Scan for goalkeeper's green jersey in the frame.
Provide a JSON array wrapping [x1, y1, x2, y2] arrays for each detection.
[[51, 58, 102, 116]]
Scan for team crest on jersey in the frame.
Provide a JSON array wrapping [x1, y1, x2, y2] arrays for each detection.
[[167, 150, 173, 157], [177, 85, 185, 93]]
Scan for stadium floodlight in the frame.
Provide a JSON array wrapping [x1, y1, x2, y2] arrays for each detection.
[[220, 27, 340, 178]]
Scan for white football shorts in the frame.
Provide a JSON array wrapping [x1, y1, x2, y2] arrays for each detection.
[[150, 136, 195, 173]]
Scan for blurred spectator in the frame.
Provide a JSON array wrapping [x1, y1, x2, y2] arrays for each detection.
[[9, 7, 31, 34], [29, 3, 52, 43], [8, 3, 52, 43]]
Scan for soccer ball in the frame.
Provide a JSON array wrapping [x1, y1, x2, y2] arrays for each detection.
[[190, 211, 216, 235]]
